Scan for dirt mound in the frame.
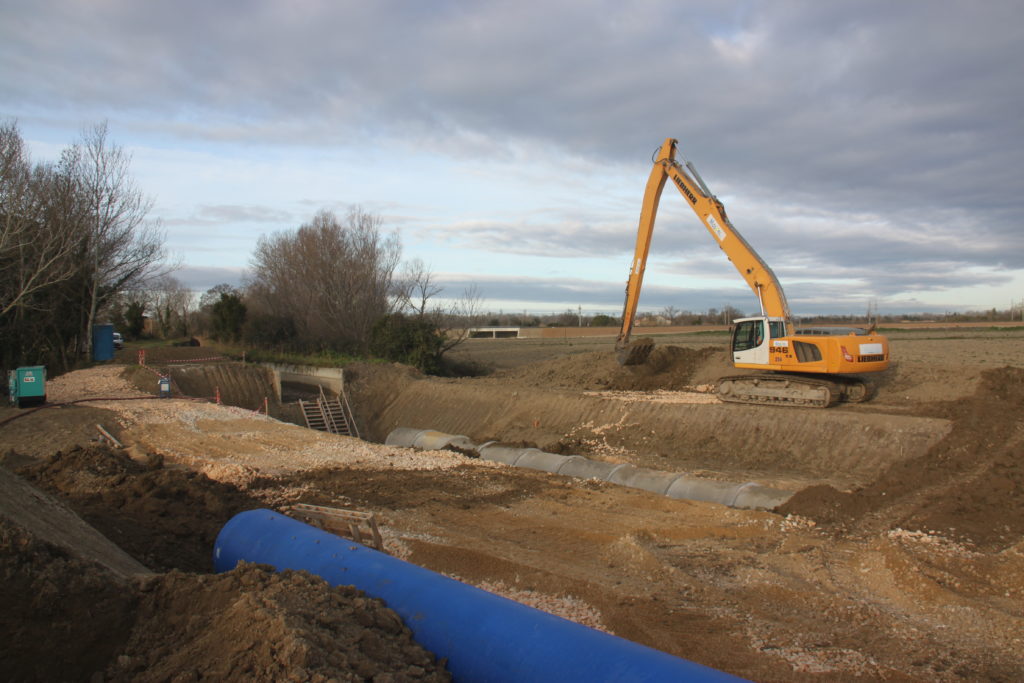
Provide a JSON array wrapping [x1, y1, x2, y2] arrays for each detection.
[[779, 366, 1024, 550], [3, 442, 453, 680], [498, 345, 726, 391], [1, 517, 449, 681], [0, 518, 137, 682], [17, 444, 261, 572], [110, 563, 450, 682]]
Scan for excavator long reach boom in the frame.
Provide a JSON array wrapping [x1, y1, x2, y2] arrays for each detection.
[[615, 138, 890, 407]]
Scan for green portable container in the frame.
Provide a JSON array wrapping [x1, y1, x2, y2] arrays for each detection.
[[8, 366, 46, 408]]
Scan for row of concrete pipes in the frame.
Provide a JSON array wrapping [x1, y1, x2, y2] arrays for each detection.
[[385, 427, 793, 511]]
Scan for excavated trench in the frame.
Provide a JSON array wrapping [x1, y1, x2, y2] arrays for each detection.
[[145, 363, 303, 426], [150, 357, 952, 495], [344, 362, 952, 494]]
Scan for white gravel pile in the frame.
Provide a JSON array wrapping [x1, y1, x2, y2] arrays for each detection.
[[46, 364, 148, 402], [49, 366, 498, 483]]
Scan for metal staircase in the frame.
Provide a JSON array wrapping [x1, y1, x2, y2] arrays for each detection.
[[299, 383, 360, 439]]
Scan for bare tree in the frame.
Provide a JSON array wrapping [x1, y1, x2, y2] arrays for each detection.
[[721, 304, 744, 323], [436, 284, 484, 354], [149, 275, 194, 338], [247, 207, 401, 351], [0, 122, 81, 316], [0, 122, 169, 371], [395, 257, 442, 317], [61, 122, 165, 352]]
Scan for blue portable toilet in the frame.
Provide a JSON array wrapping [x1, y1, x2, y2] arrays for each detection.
[[92, 324, 115, 361], [8, 366, 46, 408]]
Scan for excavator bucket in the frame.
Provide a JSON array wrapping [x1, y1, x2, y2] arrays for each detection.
[[616, 337, 654, 366]]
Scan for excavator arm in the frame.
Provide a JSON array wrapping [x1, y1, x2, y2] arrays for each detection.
[[616, 138, 792, 362]]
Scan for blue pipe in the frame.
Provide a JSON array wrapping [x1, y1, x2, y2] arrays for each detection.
[[214, 510, 745, 682]]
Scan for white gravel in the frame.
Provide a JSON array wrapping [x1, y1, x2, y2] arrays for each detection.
[[50, 365, 500, 487]]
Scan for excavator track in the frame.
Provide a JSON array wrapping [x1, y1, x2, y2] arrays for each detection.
[[716, 374, 870, 408]]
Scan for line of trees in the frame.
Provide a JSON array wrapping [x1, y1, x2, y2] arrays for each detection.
[[482, 305, 1024, 329], [1, 121, 165, 373], [480, 305, 748, 329]]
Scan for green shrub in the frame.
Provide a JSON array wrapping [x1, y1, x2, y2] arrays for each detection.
[[370, 314, 444, 373], [242, 313, 296, 349]]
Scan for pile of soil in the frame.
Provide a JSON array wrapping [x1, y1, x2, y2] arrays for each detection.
[[2, 445, 452, 680], [17, 444, 260, 572], [779, 366, 1024, 550], [1, 520, 448, 681], [110, 563, 448, 682], [1, 518, 137, 681]]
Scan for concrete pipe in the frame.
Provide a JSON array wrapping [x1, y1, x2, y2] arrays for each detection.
[[665, 476, 743, 506], [477, 443, 531, 466], [384, 427, 425, 448], [729, 483, 794, 510], [512, 449, 572, 474], [384, 428, 475, 453], [606, 464, 684, 496], [554, 456, 621, 481], [214, 510, 743, 683], [413, 430, 476, 452], [664, 477, 792, 509], [385, 428, 793, 511]]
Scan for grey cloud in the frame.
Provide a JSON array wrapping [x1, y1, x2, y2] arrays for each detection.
[[3, 1, 1020, 310], [164, 204, 295, 227], [432, 272, 973, 317], [434, 273, 756, 315], [172, 265, 245, 292]]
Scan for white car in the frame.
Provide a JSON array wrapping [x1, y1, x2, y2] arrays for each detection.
[[113, 332, 124, 350]]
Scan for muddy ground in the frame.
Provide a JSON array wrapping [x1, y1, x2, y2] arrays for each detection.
[[1, 327, 1022, 681]]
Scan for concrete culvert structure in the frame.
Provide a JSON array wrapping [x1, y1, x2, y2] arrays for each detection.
[[388, 428, 793, 510]]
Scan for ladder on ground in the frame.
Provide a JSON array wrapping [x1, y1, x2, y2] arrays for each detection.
[[299, 385, 360, 439]]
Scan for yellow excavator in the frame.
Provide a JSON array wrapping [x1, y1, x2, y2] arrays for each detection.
[[615, 138, 890, 408]]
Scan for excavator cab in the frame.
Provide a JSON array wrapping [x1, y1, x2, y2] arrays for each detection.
[[731, 316, 786, 366]]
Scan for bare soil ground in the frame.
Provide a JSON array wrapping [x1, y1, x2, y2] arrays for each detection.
[[2, 327, 1022, 681]]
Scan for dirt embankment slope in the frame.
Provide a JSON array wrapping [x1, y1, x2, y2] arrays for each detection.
[[781, 366, 1024, 550], [347, 346, 951, 491]]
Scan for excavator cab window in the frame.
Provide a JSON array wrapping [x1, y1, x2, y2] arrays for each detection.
[[732, 319, 765, 352], [769, 320, 787, 339]]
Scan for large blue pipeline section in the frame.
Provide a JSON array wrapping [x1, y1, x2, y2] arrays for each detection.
[[215, 510, 745, 682]]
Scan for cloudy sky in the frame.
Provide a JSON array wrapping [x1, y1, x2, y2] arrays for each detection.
[[3, 1, 1022, 317]]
